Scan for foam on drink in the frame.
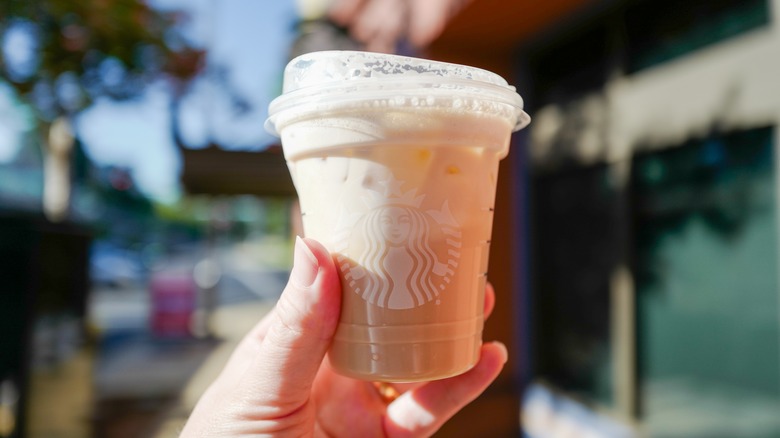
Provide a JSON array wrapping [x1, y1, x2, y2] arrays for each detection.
[[267, 51, 529, 381]]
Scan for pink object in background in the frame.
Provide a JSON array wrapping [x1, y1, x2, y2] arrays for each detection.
[[150, 273, 196, 338]]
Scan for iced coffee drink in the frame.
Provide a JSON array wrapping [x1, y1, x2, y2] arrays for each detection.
[[266, 51, 529, 382]]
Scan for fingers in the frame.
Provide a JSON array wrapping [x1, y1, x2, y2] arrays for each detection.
[[484, 282, 495, 320], [331, 0, 405, 53], [356, 0, 406, 53], [383, 342, 508, 437], [328, 0, 368, 26], [330, 0, 474, 51], [406, 0, 452, 47], [235, 237, 342, 414]]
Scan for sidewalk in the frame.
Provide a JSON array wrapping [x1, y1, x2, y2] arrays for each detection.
[[87, 270, 280, 437]]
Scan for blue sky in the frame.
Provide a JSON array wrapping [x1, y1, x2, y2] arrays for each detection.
[[1, 0, 299, 202], [0, 82, 33, 162]]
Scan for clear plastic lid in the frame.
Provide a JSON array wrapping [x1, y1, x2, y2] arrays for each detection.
[[266, 51, 530, 136]]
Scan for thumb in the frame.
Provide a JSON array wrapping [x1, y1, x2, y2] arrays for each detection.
[[238, 236, 341, 414]]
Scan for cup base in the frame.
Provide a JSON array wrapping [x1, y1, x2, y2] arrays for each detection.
[[328, 333, 482, 382]]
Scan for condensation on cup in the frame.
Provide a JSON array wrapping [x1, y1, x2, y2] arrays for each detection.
[[266, 51, 530, 382]]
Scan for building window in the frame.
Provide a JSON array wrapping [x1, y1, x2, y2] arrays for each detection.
[[531, 124, 780, 434], [625, 0, 771, 73], [632, 127, 780, 436], [531, 163, 624, 409], [526, 21, 613, 107]]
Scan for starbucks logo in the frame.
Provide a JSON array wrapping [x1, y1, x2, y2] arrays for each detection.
[[333, 175, 461, 309]]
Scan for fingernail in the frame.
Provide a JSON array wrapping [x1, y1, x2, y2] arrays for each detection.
[[493, 341, 509, 364], [292, 236, 319, 288]]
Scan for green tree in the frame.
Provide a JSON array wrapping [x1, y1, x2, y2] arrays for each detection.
[[0, 0, 202, 220]]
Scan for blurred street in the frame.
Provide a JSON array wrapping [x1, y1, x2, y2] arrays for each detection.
[[20, 236, 292, 438]]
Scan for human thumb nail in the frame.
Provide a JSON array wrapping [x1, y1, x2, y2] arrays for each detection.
[[291, 235, 319, 288]]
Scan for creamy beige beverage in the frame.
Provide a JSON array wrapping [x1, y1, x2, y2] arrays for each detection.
[[266, 51, 529, 382]]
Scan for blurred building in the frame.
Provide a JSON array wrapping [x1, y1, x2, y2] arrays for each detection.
[[429, 0, 780, 436]]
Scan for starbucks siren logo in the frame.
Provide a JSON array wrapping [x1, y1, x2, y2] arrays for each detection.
[[333, 175, 461, 309]]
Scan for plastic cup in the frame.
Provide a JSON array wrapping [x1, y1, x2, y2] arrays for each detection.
[[266, 50, 529, 382]]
